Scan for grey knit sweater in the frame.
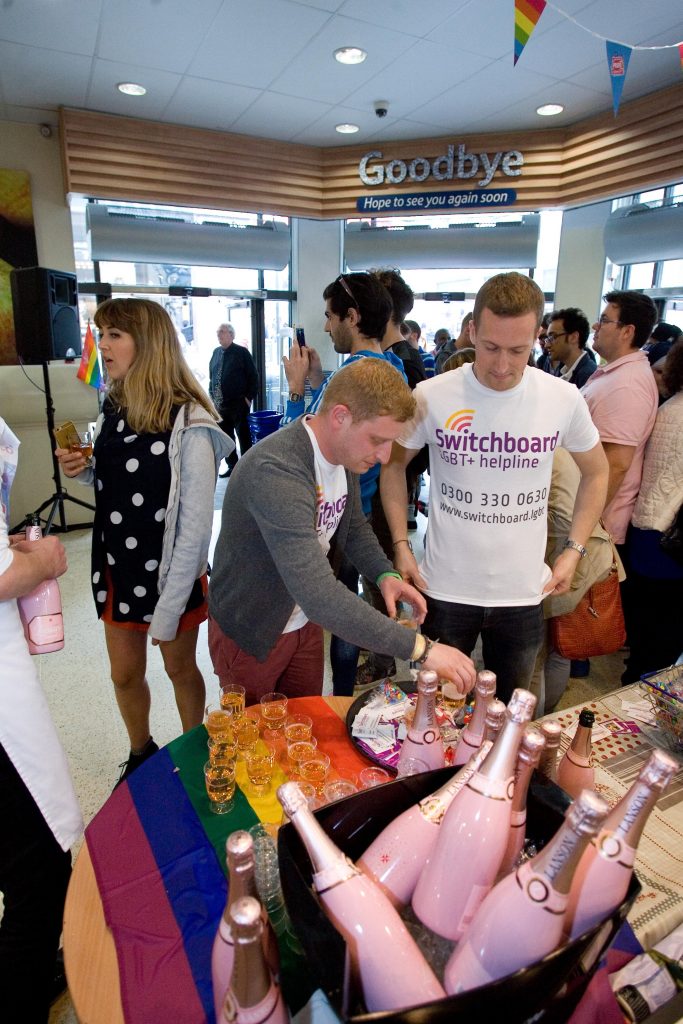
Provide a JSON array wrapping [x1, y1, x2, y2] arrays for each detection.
[[208, 419, 417, 663]]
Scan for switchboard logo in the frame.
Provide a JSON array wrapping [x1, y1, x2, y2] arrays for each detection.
[[444, 408, 475, 432]]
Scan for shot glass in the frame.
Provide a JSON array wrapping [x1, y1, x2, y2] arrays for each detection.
[[322, 776, 359, 804], [207, 734, 237, 764], [220, 683, 246, 719], [70, 430, 93, 463], [204, 758, 236, 814], [283, 713, 313, 745], [359, 766, 392, 788], [287, 737, 317, 769], [395, 599, 419, 632], [205, 705, 234, 740], [298, 751, 331, 795], [234, 717, 260, 759], [245, 747, 275, 795], [260, 692, 288, 736]]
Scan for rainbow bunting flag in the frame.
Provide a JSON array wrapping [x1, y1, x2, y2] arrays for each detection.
[[514, 0, 546, 65], [76, 321, 102, 389]]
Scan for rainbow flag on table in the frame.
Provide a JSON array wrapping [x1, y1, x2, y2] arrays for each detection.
[[85, 697, 370, 1024], [76, 321, 102, 389]]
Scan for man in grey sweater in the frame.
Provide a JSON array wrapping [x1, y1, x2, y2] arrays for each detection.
[[208, 359, 476, 704]]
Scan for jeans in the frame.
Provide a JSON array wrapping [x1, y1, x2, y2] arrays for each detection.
[[424, 598, 545, 704], [0, 743, 72, 1024]]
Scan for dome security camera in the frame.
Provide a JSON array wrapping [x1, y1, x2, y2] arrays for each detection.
[[374, 100, 389, 118]]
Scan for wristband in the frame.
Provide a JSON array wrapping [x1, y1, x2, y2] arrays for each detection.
[[414, 636, 436, 665], [410, 633, 427, 662], [376, 571, 402, 585], [392, 538, 414, 552], [563, 538, 588, 559]]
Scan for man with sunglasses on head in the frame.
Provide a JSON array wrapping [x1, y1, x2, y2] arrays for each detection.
[[545, 307, 596, 388], [581, 291, 658, 554]]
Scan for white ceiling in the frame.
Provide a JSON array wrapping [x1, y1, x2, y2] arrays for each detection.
[[0, 0, 681, 147]]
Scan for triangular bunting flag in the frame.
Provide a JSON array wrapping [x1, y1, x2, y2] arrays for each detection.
[[606, 40, 632, 116], [76, 321, 103, 390], [514, 0, 546, 65]]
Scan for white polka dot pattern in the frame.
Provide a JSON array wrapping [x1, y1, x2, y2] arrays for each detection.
[[126, 458, 139, 472], [125, 537, 138, 549], [143, 615, 153, 623], [132, 493, 144, 506], [92, 571, 100, 584], [154, 508, 166, 522], [96, 590, 107, 602], [107, 553, 116, 565], [150, 441, 166, 455], [145, 560, 158, 571], [119, 603, 130, 614], [134, 586, 146, 597], [110, 511, 122, 524], [117, 419, 125, 432]]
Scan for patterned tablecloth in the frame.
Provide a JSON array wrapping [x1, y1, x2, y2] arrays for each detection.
[[547, 683, 683, 951]]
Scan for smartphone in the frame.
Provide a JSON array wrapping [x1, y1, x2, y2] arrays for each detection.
[[53, 420, 81, 450], [295, 327, 306, 348]]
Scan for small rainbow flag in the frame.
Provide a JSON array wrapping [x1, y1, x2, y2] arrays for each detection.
[[76, 321, 102, 390], [514, 0, 546, 65]]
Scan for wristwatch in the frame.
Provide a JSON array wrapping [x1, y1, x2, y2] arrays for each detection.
[[288, 392, 303, 402], [563, 538, 588, 558]]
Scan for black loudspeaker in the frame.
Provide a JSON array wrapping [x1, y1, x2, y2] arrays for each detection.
[[10, 266, 81, 364]]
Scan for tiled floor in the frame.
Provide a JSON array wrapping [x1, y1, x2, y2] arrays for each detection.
[[47, 491, 626, 1022]]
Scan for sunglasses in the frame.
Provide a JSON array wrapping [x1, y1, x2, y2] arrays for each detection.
[[337, 274, 359, 309]]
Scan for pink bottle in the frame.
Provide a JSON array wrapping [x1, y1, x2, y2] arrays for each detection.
[[277, 782, 445, 1013], [496, 726, 546, 880], [396, 669, 444, 776], [537, 719, 563, 783], [444, 789, 609, 994], [412, 688, 537, 941], [557, 708, 595, 798], [220, 896, 287, 1024], [452, 670, 497, 765], [212, 831, 279, 1024], [565, 748, 679, 940], [18, 515, 64, 654], [358, 742, 492, 907], [482, 699, 506, 744]]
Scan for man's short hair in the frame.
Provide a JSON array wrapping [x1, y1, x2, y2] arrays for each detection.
[[434, 328, 451, 346], [651, 321, 682, 344], [404, 319, 421, 340], [604, 290, 658, 348], [319, 357, 416, 423], [323, 273, 393, 342], [473, 272, 545, 328], [218, 323, 235, 337], [550, 307, 590, 348], [371, 268, 414, 325]]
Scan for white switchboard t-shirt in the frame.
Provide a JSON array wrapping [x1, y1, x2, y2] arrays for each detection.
[[398, 364, 599, 606], [283, 417, 348, 633]]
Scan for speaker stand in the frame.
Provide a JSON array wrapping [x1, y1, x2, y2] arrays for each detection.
[[18, 362, 97, 536]]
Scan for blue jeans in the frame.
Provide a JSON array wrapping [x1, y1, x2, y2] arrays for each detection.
[[424, 598, 544, 704]]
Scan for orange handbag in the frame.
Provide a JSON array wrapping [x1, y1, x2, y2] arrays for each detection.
[[549, 561, 626, 659]]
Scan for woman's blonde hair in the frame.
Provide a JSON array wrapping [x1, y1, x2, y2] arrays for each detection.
[[94, 298, 217, 433], [441, 347, 476, 373]]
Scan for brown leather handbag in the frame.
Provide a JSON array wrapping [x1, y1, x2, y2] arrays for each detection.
[[549, 561, 626, 659]]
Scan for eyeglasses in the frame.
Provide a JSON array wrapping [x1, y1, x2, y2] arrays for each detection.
[[597, 315, 622, 327], [546, 331, 568, 342], [337, 274, 359, 309]]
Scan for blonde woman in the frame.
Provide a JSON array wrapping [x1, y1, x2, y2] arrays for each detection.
[[57, 299, 233, 784]]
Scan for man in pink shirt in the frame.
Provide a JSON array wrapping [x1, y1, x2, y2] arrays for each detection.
[[581, 290, 658, 551]]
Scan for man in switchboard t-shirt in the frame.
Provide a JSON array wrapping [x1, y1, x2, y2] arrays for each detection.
[[381, 273, 608, 702]]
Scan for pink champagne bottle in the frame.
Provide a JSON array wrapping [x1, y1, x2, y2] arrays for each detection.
[[277, 782, 444, 1013], [453, 669, 497, 766], [220, 897, 287, 1024], [557, 708, 595, 798], [17, 514, 64, 654], [537, 719, 563, 783], [412, 688, 537, 941], [358, 741, 492, 907], [396, 669, 444, 776], [565, 748, 679, 940], [496, 726, 546, 880], [444, 789, 609, 995], [482, 698, 506, 744], [212, 831, 280, 1024]]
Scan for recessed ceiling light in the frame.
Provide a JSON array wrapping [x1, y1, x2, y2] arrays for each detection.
[[336, 123, 360, 134], [536, 103, 564, 117], [334, 47, 367, 65], [117, 82, 147, 97]]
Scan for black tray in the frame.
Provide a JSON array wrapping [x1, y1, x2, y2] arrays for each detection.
[[278, 768, 640, 1024], [344, 678, 417, 775]]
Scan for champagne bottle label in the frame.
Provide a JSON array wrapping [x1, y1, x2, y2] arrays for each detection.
[[521, 869, 569, 914], [595, 831, 636, 869], [467, 773, 514, 802], [313, 855, 359, 894]]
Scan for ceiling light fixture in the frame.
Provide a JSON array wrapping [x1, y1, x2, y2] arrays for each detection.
[[536, 103, 564, 116], [334, 47, 367, 65], [335, 123, 360, 134], [117, 82, 147, 97]]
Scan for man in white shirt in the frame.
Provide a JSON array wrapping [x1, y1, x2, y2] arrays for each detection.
[[381, 273, 608, 701]]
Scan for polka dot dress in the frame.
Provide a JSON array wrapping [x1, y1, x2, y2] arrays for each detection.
[[90, 403, 203, 626]]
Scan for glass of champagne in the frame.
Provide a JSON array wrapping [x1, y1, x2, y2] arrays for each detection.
[[322, 776, 358, 804], [287, 737, 317, 769], [234, 717, 259, 759], [260, 692, 288, 738], [245, 747, 275, 795], [70, 430, 93, 463], [203, 758, 236, 814], [220, 683, 246, 720], [283, 713, 313, 745], [439, 679, 467, 723], [205, 705, 234, 741], [359, 766, 392, 788], [299, 751, 331, 796], [207, 734, 237, 764]]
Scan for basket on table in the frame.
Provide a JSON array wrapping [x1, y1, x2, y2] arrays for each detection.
[[640, 664, 683, 752]]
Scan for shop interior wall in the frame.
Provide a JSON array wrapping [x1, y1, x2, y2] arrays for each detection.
[[554, 201, 613, 320]]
